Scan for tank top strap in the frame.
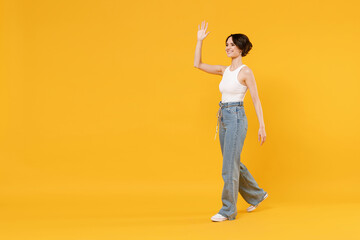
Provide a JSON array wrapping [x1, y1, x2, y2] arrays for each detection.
[[227, 64, 246, 73], [237, 64, 246, 71]]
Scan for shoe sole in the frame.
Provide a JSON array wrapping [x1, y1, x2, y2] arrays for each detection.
[[247, 192, 268, 212], [211, 214, 228, 222], [211, 218, 228, 222]]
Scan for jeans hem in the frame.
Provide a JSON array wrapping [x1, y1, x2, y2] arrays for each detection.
[[253, 191, 268, 206], [218, 211, 236, 221]]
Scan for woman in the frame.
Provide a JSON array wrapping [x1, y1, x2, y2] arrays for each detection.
[[194, 21, 268, 222]]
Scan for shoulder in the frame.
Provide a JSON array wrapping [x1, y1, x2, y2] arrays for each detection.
[[241, 65, 253, 74], [242, 66, 257, 86], [241, 65, 255, 79]]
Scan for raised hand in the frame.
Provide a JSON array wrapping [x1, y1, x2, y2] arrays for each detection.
[[197, 20, 210, 41]]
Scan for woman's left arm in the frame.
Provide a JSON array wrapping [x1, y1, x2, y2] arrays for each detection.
[[243, 68, 266, 145]]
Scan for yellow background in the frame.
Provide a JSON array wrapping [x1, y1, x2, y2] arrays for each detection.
[[1, 0, 359, 239]]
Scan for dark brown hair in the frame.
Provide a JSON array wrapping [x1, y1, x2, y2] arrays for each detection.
[[226, 34, 253, 57]]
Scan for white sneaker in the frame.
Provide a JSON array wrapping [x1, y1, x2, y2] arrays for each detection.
[[211, 213, 228, 222], [247, 192, 268, 212]]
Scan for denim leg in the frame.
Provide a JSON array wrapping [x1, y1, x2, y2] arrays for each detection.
[[239, 162, 266, 206], [217, 105, 266, 219], [218, 107, 245, 220], [237, 112, 266, 206]]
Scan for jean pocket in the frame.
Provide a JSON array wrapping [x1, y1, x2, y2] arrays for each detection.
[[237, 107, 246, 118], [224, 106, 238, 114]]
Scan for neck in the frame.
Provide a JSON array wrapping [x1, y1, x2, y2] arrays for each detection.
[[231, 57, 243, 67]]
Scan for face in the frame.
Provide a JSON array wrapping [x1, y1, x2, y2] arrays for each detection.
[[226, 37, 242, 57]]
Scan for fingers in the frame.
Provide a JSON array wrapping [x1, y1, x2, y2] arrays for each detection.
[[261, 135, 266, 145], [199, 20, 208, 30], [258, 133, 266, 145]]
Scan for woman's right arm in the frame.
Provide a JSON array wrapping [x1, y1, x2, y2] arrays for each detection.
[[194, 21, 226, 76]]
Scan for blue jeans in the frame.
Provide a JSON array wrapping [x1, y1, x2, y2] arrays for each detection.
[[216, 101, 267, 220]]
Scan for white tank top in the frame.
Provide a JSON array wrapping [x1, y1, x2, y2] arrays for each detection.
[[219, 64, 248, 103]]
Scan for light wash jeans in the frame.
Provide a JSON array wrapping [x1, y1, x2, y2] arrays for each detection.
[[216, 101, 267, 220]]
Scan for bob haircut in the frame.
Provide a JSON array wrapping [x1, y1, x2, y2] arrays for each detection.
[[226, 34, 253, 57]]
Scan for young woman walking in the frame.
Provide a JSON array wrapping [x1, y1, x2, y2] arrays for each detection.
[[194, 21, 268, 222]]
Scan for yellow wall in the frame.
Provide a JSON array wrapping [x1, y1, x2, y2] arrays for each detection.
[[1, 0, 360, 204]]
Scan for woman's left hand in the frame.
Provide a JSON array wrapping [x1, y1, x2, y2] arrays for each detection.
[[258, 127, 266, 145]]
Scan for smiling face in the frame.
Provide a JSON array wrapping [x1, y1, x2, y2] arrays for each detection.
[[226, 37, 242, 57]]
